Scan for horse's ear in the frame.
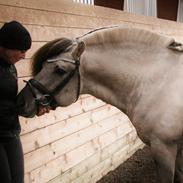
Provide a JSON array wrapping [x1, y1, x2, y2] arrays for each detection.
[[72, 41, 85, 60]]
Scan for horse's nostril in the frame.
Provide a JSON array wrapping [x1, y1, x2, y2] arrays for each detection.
[[17, 98, 26, 108]]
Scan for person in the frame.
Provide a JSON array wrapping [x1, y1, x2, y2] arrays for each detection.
[[0, 21, 50, 183]]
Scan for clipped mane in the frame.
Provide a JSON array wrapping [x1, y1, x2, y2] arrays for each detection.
[[31, 26, 179, 76], [32, 38, 73, 76], [81, 26, 174, 48]]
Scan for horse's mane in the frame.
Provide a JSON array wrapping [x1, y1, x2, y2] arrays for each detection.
[[32, 26, 178, 76], [81, 26, 174, 48], [31, 38, 73, 76]]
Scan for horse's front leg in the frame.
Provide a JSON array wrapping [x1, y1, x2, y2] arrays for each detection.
[[174, 147, 183, 183], [151, 138, 177, 183]]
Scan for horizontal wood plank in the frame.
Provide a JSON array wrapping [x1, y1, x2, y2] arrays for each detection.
[[2, 0, 183, 31], [21, 105, 122, 153], [29, 127, 137, 183], [19, 95, 107, 135], [24, 113, 129, 173]]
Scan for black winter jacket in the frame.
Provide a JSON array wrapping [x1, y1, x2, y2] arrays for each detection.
[[0, 57, 20, 138]]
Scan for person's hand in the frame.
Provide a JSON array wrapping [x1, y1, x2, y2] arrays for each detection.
[[37, 106, 52, 116]]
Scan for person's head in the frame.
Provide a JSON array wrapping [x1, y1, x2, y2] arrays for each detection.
[[0, 20, 32, 64]]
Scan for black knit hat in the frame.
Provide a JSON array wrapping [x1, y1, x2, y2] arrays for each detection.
[[0, 21, 32, 50]]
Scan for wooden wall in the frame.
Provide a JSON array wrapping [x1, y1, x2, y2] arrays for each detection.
[[0, 1, 183, 183], [157, 0, 179, 21], [94, 0, 124, 10]]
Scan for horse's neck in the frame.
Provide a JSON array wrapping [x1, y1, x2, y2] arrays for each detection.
[[80, 42, 175, 114]]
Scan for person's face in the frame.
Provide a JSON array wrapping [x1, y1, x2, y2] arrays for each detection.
[[4, 49, 26, 64]]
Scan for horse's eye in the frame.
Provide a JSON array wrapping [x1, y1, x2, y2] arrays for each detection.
[[55, 67, 67, 75]]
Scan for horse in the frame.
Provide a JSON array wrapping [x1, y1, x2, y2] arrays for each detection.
[[17, 26, 183, 183]]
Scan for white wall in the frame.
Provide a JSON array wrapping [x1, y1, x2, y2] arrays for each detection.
[[73, 0, 94, 5], [177, 0, 183, 22], [124, 0, 157, 17]]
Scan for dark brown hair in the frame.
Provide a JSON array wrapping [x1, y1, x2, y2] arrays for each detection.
[[32, 38, 73, 76]]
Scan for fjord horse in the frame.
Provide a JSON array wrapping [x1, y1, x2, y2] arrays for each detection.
[[17, 26, 183, 183]]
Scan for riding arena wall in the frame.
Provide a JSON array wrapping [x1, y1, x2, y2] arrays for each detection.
[[1, 0, 183, 183]]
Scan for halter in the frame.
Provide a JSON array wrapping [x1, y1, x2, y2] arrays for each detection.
[[24, 58, 80, 110]]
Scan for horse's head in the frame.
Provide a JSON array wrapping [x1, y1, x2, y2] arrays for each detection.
[[17, 38, 85, 117]]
